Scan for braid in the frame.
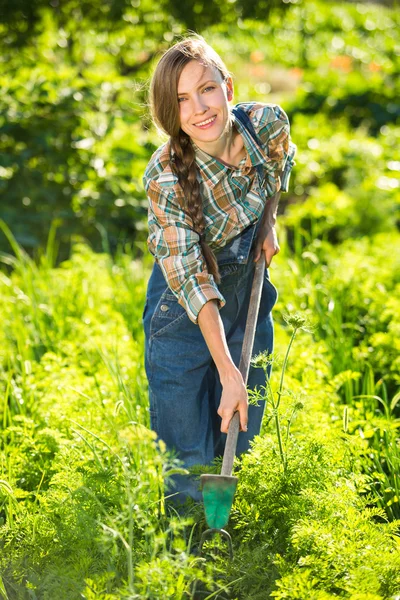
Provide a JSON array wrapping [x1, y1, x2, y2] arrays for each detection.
[[170, 132, 221, 284], [149, 35, 233, 285]]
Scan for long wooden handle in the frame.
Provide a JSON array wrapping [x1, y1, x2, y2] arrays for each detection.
[[221, 256, 266, 476]]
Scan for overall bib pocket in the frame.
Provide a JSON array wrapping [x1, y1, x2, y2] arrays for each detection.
[[149, 289, 188, 340]]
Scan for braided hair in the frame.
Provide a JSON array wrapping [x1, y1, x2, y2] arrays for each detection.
[[149, 36, 232, 284]]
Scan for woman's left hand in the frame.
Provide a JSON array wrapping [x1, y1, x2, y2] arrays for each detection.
[[254, 226, 280, 267]]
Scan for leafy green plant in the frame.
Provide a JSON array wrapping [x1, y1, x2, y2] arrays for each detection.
[[228, 434, 400, 599], [250, 313, 311, 470], [333, 368, 400, 521], [0, 232, 399, 598]]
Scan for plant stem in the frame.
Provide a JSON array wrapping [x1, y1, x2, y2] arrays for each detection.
[[277, 328, 298, 409], [266, 373, 286, 469], [274, 410, 286, 470]]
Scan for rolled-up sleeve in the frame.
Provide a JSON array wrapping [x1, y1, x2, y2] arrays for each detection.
[[270, 106, 296, 193], [280, 138, 297, 193], [144, 179, 225, 324], [257, 104, 297, 194]]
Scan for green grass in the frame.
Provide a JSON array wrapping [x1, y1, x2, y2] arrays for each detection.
[[0, 224, 399, 598]]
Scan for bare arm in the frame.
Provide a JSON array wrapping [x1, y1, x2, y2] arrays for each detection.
[[254, 187, 282, 265], [197, 299, 248, 433]]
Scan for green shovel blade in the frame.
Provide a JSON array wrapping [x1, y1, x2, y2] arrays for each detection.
[[200, 474, 238, 530]]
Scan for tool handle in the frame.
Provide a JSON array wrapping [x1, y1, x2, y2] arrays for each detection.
[[221, 256, 266, 477]]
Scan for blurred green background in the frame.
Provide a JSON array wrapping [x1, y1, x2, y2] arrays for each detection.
[[0, 0, 399, 260]]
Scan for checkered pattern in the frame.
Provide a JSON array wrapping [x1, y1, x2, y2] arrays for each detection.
[[143, 102, 297, 324]]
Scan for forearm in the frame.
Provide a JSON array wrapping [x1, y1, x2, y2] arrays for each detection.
[[254, 186, 282, 264], [197, 299, 237, 380], [261, 189, 281, 231], [198, 299, 248, 431], [259, 169, 283, 232]]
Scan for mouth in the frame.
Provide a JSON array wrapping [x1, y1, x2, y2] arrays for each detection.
[[194, 115, 217, 129]]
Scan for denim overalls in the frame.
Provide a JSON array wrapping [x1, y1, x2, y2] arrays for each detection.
[[143, 108, 278, 504], [143, 221, 278, 503]]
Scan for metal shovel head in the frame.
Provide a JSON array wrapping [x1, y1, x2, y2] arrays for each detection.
[[200, 473, 238, 530]]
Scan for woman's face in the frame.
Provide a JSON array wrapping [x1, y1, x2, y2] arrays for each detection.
[[177, 60, 233, 149]]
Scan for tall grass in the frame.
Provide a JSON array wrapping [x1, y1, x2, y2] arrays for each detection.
[[0, 227, 221, 598], [275, 229, 400, 520], [335, 367, 400, 520], [0, 224, 399, 596]]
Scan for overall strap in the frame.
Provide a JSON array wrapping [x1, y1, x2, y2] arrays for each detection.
[[231, 106, 264, 187], [231, 105, 261, 145]]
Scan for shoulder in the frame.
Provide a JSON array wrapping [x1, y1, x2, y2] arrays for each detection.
[[143, 140, 178, 192], [234, 101, 290, 142]]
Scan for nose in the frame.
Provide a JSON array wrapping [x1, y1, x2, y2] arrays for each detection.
[[192, 93, 208, 115]]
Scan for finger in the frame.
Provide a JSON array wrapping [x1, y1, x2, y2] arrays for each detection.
[[265, 249, 272, 267], [239, 404, 248, 432], [271, 242, 280, 256], [254, 243, 262, 263], [220, 411, 234, 434]]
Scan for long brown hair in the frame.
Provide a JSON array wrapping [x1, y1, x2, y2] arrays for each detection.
[[149, 36, 232, 284]]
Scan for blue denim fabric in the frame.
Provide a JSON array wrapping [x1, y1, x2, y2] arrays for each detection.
[[142, 220, 278, 503]]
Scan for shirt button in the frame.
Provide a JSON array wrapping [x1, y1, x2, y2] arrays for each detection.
[[238, 255, 244, 260], [160, 304, 169, 312]]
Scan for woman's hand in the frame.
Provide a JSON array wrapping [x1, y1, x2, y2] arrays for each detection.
[[254, 226, 280, 267], [218, 366, 248, 433]]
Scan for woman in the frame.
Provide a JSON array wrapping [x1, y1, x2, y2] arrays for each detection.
[[142, 35, 296, 504]]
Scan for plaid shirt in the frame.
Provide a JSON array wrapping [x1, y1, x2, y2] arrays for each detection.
[[143, 102, 297, 324]]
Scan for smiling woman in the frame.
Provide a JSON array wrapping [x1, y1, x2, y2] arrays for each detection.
[[177, 63, 247, 167], [143, 35, 296, 504]]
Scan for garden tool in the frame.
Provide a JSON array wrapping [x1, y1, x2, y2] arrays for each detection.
[[200, 253, 266, 557]]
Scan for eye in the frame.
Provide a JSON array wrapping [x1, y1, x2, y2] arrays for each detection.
[[203, 86, 216, 92], [177, 97, 186, 103]]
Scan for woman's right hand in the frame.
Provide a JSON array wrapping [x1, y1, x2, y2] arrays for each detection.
[[218, 366, 248, 433]]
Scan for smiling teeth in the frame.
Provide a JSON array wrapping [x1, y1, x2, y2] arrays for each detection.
[[195, 116, 216, 126]]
